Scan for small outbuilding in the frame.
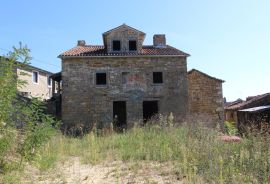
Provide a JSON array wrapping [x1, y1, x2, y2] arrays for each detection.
[[225, 93, 270, 132], [187, 69, 225, 125]]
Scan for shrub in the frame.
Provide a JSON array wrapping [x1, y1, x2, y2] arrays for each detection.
[[0, 44, 59, 175], [224, 121, 238, 135]]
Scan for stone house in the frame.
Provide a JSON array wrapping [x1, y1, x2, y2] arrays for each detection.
[[58, 24, 190, 131], [0, 56, 53, 100], [187, 69, 224, 124]]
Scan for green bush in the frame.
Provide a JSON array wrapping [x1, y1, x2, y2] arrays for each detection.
[[0, 44, 59, 175], [224, 121, 238, 135]]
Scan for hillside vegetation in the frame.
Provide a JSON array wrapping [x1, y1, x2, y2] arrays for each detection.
[[2, 122, 270, 183]]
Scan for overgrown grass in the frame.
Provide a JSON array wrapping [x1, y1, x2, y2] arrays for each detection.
[[33, 124, 270, 183]]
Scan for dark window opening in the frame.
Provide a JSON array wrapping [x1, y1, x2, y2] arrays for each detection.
[[33, 71, 38, 83], [96, 73, 107, 85], [143, 101, 159, 123], [113, 40, 121, 51], [47, 76, 52, 86], [153, 72, 163, 84], [129, 40, 137, 51], [113, 101, 127, 132]]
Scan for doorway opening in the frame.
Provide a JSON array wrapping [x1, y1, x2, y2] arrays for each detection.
[[113, 101, 127, 131], [143, 101, 158, 123]]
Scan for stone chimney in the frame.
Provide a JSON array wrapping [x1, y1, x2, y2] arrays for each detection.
[[153, 34, 166, 48], [77, 40, 86, 46]]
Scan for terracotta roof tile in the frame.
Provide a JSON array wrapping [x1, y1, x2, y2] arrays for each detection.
[[224, 98, 243, 108], [59, 45, 189, 57], [225, 93, 270, 110]]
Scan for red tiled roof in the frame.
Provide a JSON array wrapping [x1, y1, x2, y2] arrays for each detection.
[[224, 98, 243, 108], [225, 93, 270, 110], [59, 45, 190, 57]]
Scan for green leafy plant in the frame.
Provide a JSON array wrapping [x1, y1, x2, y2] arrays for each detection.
[[224, 121, 238, 135], [0, 44, 59, 176]]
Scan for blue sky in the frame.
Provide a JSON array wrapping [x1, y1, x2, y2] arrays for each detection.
[[1, 0, 269, 101]]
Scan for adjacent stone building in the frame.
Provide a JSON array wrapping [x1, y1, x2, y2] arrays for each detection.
[[187, 69, 224, 124], [59, 24, 190, 131]]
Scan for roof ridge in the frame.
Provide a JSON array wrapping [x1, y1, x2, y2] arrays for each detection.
[[188, 69, 224, 82], [103, 24, 146, 35], [84, 45, 104, 47], [225, 92, 270, 110]]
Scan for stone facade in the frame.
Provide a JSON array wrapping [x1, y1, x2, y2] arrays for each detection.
[[59, 24, 190, 130], [61, 56, 188, 129], [188, 69, 224, 123]]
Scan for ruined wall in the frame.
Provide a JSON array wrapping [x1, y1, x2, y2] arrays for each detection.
[[188, 70, 224, 124], [61, 56, 188, 129]]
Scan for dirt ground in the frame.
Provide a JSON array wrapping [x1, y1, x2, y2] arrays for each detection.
[[22, 157, 185, 184]]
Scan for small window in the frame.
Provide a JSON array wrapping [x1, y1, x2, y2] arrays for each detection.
[[153, 72, 163, 84], [47, 76, 52, 86], [129, 40, 137, 51], [96, 73, 107, 85], [33, 71, 38, 83], [113, 40, 121, 51]]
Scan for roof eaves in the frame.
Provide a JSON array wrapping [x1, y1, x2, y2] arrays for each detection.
[[1, 56, 53, 74], [188, 69, 225, 83], [238, 105, 270, 112], [166, 45, 190, 57], [225, 93, 270, 110], [59, 54, 187, 59]]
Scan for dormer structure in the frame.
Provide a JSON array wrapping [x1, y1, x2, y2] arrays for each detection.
[[102, 24, 146, 53]]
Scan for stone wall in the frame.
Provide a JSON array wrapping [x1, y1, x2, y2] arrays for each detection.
[[188, 70, 224, 124], [61, 56, 188, 130]]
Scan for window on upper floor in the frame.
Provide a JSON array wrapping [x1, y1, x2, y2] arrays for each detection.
[[129, 40, 137, 51], [153, 72, 163, 84], [96, 72, 107, 85], [33, 71, 39, 84], [47, 76, 52, 87], [112, 40, 121, 51]]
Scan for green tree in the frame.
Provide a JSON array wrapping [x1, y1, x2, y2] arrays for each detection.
[[0, 43, 31, 125], [0, 44, 58, 174]]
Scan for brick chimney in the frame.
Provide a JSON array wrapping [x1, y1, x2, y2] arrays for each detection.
[[77, 40, 86, 46], [153, 34, 166, 48]]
